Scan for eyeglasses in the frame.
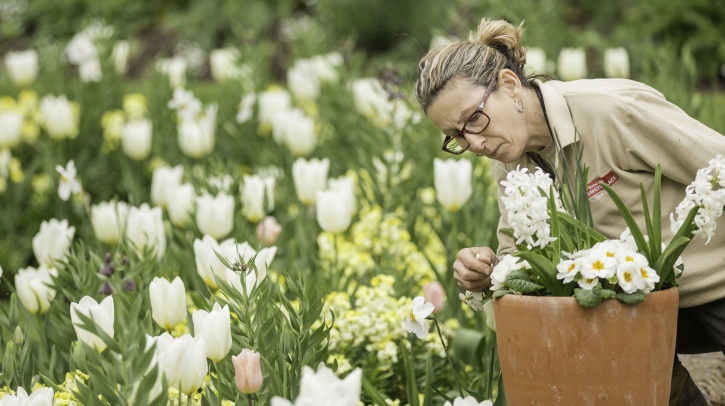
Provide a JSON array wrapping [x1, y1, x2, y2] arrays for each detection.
[[441, 81, 496, 155]]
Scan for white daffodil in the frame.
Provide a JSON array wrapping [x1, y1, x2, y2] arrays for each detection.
[[55, 160, 82, 201], [404, 296, 434, 339]]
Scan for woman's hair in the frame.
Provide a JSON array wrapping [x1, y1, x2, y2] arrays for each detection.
[[413, 18, 530, 112]]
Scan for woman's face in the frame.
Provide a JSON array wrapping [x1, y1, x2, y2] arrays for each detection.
[[426, 75, 530, 163]]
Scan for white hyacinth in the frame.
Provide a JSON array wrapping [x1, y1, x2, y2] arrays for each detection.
[[500, 166, 561, 249], [670, 154, 725, 243]]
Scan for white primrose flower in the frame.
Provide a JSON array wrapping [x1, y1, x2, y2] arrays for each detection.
[[637, 263, 660, 293], [404, 296, 434, 339], [579, 248, 617, 279], [556, 259, 581, 284], [55, 160, 82, 201], [489, 254, 529, 291], [670, 155, 725, 243], [500, 166, 560, 249], [577, 277, 599, 291]]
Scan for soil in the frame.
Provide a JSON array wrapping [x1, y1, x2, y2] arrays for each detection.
[[680, 352, 725, 405]]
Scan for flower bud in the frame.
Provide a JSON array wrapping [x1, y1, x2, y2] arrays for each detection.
[[196, 193, 234, 240], [121, 119, 153, 161], [433, 158, 472, 212], [150, 277, 187, 331], [70, 295, 115, 352], [241, 175, 275, 223], [603, 47, 630, 79], [151, 165, 184, 209], [192, 303, 232, 363], [316, 189, 353, 233], [91, 201, 129, 245], [125, 204, 166, 259], [557, 47, 587, 81], [292, 158, 329, 205], [32, 218, 76, 267], [4, 49, 39, 87], [15, 265, 58, 315], [232, 349, 263, 394], [256, 216, 282, 245]]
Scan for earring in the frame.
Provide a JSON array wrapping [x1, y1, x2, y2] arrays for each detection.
[[515, 99, 525, 113]]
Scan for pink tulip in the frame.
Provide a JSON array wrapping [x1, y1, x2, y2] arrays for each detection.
[[423, 281, 445, 314], [232, 349, 263, 394], [256, 216, 282, 246]]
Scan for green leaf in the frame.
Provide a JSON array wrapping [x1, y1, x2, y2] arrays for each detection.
[[505, 270, 544, 293], [492, 289, 509, 299], [597, 289, 617, 299], [574, 288, 603, 307], [615, 290, 647, 304], [516, 251, 564, 296], [362, 374, 391, 406], [601, 182, 650, 259], [652, 164, 663, 257]]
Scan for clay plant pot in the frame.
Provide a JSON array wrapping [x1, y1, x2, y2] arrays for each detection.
[[493, 288, 678, 405]]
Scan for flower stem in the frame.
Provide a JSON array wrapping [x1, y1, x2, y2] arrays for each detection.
[[215, 361, 222, 406], [432, 317, 464, 398]]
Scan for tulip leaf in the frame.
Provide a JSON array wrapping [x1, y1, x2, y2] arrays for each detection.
[[362, 374, 392, 406], [505, 270, 544, 294], [574, 287, 603, 308], [615, 290, 647, 305]]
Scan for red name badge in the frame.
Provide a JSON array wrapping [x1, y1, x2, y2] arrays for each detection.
[[587, 171, 619, 200]]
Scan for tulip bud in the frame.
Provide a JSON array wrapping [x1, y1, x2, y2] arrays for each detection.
[[125, 204, 166, 259], [352, 78, 393, 125], [15, 265, 58, 315], [167, 183, 197, 227], [310, 53, 342, 84], [121, 119, 153, 161], [292, 158, 329, 205], [557, 47, 587, 81], [150, 277, 187, 331], [232, 349, 263, 394], [151, 165, 184, 209], [32, 218, 76, 267], [288, 59, 320, 102], [177, 104, 217, 159], [241, 175, 275, 223], [423, 281, 446, 314], [603, 47, 630, 79], [433, 158, 472, 212], [192, 303, 232, 362], [281, 109, 316, 156], [316, 189, 353, 233], [0, 109, 24, 149], [196, 193, 234, 240], [4, 50, 39, 87], [256, 216, 282, 245], [193, 235, 227, 288], [78, 58, 102, 82], [91, 201, 129, 245], [157, 334, 208, 394], [525, 48, 547, 74], [70, 295, 115, 352], [156, 57, 187, 88], [112, 41, 130, 74], [258, 89, 291, 127]]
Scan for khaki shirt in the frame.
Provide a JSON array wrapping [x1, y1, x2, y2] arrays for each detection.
[[493, 79, 725, 307]]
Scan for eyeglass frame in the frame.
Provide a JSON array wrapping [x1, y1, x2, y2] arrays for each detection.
[[441, 80, 497, 155]]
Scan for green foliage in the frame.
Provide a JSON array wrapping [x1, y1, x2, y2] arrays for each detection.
[[614, 290, 647, 305], [505, 270, 544, 294]]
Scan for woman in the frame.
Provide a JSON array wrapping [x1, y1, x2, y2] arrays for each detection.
[[413, 18, 725, 404]]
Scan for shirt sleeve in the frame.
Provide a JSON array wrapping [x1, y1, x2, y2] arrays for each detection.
[[623, 89, 725, 184], [492, 162, 515, 256]]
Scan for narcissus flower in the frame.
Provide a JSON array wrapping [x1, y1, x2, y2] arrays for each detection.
[[404, 296, 434, 339]]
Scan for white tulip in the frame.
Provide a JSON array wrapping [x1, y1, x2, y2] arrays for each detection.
[[310, 53, 342, 84], [149, 277, 187, 331], [66, 32, 97, 65], [32, 218, 75, 267], [125, 204, 166, 259], [151, 165, 184, 209], [112, 40, 130, 74], [603, 47, 630, 79], [236, 93, 256, 124], [208, 174, 234, 193], [156, 334, 208, 394], [70, 295, 115, 352], [196, 193, 234, 240], [223, 242, 277, 294], [193, 235, 227, 288], [192, 303, 231, 362], [525, 47, 547, 74], [292, 158, 329, 205], [433, 158, 473, 212], [0, 109, 24, 149], [15, 265, 58, 315], [156, 57, 187, 88], [4, 50, 39, 87], [209, 48, 241, 82], [78, 58, 102, 82], [316, 190, 353, 233], [351, 78, 392, 125], [328, 176, 356, 217], [258, 89, 291, 127], [0, 386, 54, 405], [39, 95, 78, 140], [557, 47, 587, 81], [241, 175, 275, 223], [121, 119, 152, 161], [288, 59, 320, 102], [91, 201, 129, 245], [281, 109, 316, 156], [271, 365, 362, 406], [167, 183, 196, 227], [177, 104, 217, 159]]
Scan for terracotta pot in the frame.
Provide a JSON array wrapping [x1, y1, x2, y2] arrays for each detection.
[[493, 288, 678, 405]]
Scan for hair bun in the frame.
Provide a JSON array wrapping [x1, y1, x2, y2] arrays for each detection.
[[469, 18, 527, 71]]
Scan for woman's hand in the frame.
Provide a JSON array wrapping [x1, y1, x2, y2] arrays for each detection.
[[453, 247, 498, 292]]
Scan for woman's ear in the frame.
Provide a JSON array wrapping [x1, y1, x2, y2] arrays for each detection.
[[497, 69, 522, 100]]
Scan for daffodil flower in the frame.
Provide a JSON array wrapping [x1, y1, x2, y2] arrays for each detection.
[[404, 296, 434, 339], [55, 159, 81, 201]]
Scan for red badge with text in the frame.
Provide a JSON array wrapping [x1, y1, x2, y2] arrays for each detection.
[[587, 171, 619, 200]]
